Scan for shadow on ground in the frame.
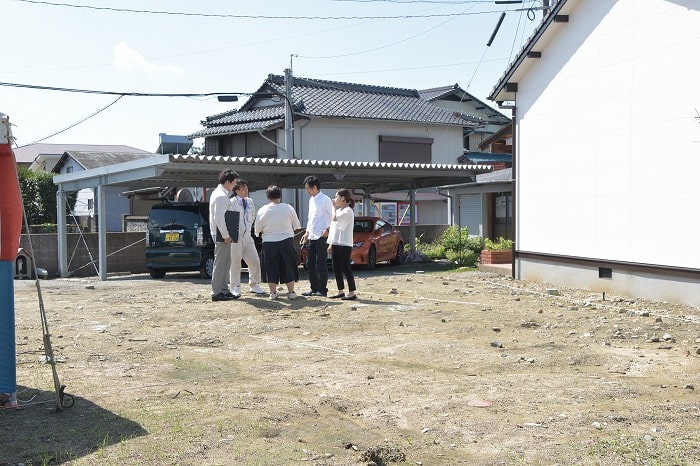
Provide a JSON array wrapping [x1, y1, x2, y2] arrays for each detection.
[[1, 385, 147, 465]]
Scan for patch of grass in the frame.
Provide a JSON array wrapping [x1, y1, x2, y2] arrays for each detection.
[[588, 432, 691, 465]]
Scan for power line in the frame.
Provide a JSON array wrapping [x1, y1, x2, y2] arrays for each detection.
[[333, 1, 494, 3], [0, 81, 247, 98], [14, 0, 520, 20], [298, 8, 462, 59], [17, 95, 124, 147]]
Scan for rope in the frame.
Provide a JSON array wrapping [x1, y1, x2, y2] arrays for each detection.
[[15, 168, 67, 410]]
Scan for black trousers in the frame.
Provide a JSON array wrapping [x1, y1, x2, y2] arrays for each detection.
[[331, 245, 356, 292]]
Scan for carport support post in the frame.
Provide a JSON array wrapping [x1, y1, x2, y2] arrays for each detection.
[[57, 188, 69, 278], [97, 184, 107, 281], [409, 188, 416, 252]]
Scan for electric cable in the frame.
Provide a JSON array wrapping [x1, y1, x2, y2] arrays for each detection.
[[13, 0, 515, 20], [18, 95, 123, 148]]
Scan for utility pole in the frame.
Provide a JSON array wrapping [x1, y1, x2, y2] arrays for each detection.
[[284, 68, 294, 159]]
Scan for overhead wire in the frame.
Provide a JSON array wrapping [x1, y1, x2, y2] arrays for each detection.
[[20, 95, 123, 147], [298, 8, 464, 59], [0, 81, 248, 98], [13, 0, 517, 20]]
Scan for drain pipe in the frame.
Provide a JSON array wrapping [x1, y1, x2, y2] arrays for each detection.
[[435, 187, 455, 226]]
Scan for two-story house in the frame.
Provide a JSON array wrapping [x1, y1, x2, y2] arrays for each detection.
[[189, 73, 487, 225], [488, 0, 700, 307]]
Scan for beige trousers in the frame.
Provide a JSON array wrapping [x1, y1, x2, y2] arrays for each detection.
[[230, 233, 262, 288]]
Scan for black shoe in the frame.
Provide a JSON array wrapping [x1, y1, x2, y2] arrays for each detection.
[[341, 294, 357, 301], [224, 292, 240, 299], [212, 293, 233, 302]]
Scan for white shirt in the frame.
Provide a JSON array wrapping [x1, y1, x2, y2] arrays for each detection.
[[255, 202, 301, 243], [209, 184, 233, 240], [306, 191, 333, 240], [231, 195, 255, 236], [328, 206, 354, 247]]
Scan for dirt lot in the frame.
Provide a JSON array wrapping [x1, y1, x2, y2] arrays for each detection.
[[4, 262, 700, 465]]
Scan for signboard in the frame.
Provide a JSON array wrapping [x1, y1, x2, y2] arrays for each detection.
[[379, 202, 397, 224], [397, 202, 414, 225]]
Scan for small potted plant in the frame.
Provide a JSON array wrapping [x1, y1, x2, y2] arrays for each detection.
[[480, 237, 513, 264]]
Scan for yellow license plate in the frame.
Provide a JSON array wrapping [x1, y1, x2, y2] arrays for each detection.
[[165, 232, 180, 242]]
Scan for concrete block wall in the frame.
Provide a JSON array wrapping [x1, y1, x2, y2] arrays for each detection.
[[19, 232, 148, 278], [18, 226, 449, 278]]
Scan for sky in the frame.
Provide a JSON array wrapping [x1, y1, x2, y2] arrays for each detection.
[[1, 0, 543, 153]]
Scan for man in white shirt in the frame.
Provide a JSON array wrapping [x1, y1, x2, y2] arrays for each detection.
[[300, 175, 333, 296], [209, 169, 239, 302], [229, 180, 266, 297]]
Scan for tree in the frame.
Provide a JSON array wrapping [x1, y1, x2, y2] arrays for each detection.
[[17, 167, 57, 226]]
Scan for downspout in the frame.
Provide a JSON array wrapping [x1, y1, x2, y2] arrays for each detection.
[[511, 105, 516, 280], [434, 188, 454, 226]]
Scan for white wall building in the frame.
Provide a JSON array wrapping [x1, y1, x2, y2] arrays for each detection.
[[489, 0, 700, 307]]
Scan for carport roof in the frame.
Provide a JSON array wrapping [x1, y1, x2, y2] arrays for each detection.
[[53, 153, 492, 193]]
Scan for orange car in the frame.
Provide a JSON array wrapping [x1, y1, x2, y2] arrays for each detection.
[[300, 216, 405, 270]]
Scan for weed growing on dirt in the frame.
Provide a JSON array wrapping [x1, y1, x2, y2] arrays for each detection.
[[588, 432, 691, 465]]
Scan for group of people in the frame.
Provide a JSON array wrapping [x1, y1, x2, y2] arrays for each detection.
[[209, 170, 357, 302]]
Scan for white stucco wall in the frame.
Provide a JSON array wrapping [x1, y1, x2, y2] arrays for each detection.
[[516, 0, 700, 270]]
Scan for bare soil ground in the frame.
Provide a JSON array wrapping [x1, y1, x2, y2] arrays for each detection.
[[4, 262, 700, 465]]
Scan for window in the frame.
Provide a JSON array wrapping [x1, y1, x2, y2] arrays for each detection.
[[379, 136, 432, 163]]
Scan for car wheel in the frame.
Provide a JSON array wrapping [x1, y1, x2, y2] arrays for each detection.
[[200, 254, 214, 279], [366, 246, 377, 270], [149, 269, 166, 279], [390, 242, 404, 265]]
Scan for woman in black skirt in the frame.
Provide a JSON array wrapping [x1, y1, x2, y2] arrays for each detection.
[[254, 186, 302, 299]]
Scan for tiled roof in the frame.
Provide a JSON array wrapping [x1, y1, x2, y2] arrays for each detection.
[[55, 151, 160, 172], [189, 75, 477, 139], [13, 143, 148, 164], [418, 84, 510, 123], [203, 105, 284, 126], [417, 84, 460, 101], [189, 118, 284, 138]]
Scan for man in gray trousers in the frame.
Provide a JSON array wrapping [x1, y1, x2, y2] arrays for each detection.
[[210, 169, 239, 301]]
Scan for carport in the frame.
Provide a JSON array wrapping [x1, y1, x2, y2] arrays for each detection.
[[53, 154, 491, 280]]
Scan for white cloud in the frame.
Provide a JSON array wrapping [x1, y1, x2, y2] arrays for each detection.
[[112, 42, 182, 75]]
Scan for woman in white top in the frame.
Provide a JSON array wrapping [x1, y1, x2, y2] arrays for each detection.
[[254, 185, 302, 299], [327, 188, 357, 300]]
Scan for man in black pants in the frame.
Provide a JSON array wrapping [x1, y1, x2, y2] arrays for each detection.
[[299, 175, 333, 297]]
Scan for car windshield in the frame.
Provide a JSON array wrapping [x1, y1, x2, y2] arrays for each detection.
[[354, 220, 373, 233], [149, 208, 201, 230]]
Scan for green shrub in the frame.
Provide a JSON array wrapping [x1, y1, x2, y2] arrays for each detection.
[[484, 237, 513, 251], [465, 236, 485, 254], [446, 249, 479, 267], [413, 228, 496, 266], [413, 236, 446, 260], [438, 225, 469, 251]]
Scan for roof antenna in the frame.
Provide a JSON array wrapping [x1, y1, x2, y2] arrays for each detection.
[[487, 12, 506, 47]]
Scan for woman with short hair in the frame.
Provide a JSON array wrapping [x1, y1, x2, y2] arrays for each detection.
[[254, 185, 301, 299]]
